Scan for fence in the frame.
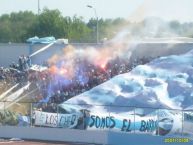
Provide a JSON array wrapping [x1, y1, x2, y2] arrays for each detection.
[[0, 101, 192, 140]]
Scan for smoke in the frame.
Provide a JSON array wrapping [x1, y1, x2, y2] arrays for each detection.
[[47, 40, 132, 77], [47, 0, 185, 80], [48, 18, 177, 72], [46, 1, 148, 72]]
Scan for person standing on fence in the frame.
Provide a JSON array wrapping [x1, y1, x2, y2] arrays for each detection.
[[27, 56, 32, 68], [18, 56, 23, 71]]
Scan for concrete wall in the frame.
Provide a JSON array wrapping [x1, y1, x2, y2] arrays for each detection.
[[0, 43, 66, 67], [108, 131, 193, 145], [0, 126, 192, 145], [0, 43, 29, 67], [0, 126, 108, 144], [0, 42, 193, 67], [131, 43, 193, 59]]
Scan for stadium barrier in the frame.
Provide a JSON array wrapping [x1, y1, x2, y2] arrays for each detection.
[[0, 101, 192, 145]]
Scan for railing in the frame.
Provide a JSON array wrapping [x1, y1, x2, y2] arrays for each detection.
[[0, 101, 192, 139]]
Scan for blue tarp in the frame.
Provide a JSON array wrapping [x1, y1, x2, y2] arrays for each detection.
[[26, 36, 56, 44]]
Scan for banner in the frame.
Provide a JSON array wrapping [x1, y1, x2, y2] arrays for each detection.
[[34, 111, 79, 128], [87, 113, 158, 134]]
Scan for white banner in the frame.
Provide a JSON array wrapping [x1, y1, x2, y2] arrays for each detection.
[[34, 111, 79, 128]]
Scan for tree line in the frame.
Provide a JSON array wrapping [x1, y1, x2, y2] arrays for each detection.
[[0, 8, 127, 43], [0, 8, 193, 43]]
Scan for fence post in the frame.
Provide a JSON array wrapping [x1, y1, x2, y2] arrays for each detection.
[[157, 109, 160, 136], [82, 105, 84, 130], [2, 100, 5, 126], [40, 103, 42, 128], [134, 107, 136, 134], [30, 103, 32, 127], [57, 103, 59, 128], [182, 110, 184, 136], [3, 101, 5, 126], [108, 104, 110, 132]]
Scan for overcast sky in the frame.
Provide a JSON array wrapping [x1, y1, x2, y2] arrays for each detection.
[[1, 0, 193, 22]]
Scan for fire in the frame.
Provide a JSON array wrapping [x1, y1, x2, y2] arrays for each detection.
[[100, 63, 106, 69], [59, 68, 68, 75], [49, 65, 58, 74]]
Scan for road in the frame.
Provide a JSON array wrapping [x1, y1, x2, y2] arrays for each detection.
[[0, 139, 98, 145]]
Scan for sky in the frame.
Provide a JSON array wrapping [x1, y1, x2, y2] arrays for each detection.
[[0, 0, 193, 22]]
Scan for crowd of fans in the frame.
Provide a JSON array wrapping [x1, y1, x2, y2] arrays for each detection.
[[0, 55, 32, 94], [0, 54, 155, 112]]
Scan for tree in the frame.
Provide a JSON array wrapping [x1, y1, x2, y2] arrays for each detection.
[[0, 14, 11, 42], [31, 8, 65, 38], [1, 9, 192, 43], [66, 15, 92, 43], [169, 20, 182, 35], [10, 11, 37, 42]]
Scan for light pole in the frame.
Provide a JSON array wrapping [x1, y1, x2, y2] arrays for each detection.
[[38, 0, 40, 15], [87, 5, 99, 43]]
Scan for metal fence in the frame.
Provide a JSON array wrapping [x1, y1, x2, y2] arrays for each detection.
[[0, 101, 192, 139]]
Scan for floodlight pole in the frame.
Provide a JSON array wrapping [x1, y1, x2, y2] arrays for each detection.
[[38, 0, 40, 15], [87, 5, 99, 44]]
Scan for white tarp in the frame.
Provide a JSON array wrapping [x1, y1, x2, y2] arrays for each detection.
[[30, 42, 54, 57], [0, 83, 19, 100], [29, 65, 47, 72], [34, 111, 80, 128], [5, 83, 30, 102]]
